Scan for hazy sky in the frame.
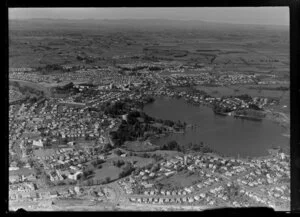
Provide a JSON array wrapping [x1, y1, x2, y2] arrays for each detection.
[[9, 7, 289, 26]]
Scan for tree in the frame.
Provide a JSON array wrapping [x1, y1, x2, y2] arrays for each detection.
[[142, 153, 150, 158], [62, 137, 68, 144], [102, 143, 113, 152], [162, 140, 181, 151], [150, 163, 160, 172], [155, 183, 164, 191], [81, 179, 91, 186], [57, 181, 65, 186], [97, 164, 102, 169], [237, 94, 252, 102], [105, 177, 111, 183], [164, 120, 175, 127], [249, 103, 261, 110], [83, 169, 94, 179], [119, 162, 134, 178], [16, 160, 26, 168], [191, 143, 201, 152], [40, 172, 52, 187], [28, 159, 35, 168], [113, 160, 125, 168], [113, 149, 122, 156]]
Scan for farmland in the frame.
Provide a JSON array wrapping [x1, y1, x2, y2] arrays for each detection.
[[9, 20, 288, 79]]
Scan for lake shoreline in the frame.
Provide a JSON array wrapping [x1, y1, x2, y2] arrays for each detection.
[[143, 96, 289, 158]]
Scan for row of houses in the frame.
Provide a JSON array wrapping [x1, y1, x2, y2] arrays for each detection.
[[128, 191, 217, 206], [121, 152, 289, 206]]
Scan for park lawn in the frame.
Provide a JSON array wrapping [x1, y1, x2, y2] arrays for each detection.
[[93, 164, 122, 181], [105, 155, 155, 168], [123, 156, 155, 168], [157, 170, 201, 189]]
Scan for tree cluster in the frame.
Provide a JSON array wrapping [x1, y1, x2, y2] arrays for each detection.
[[102, 143, 113, 152], [161, 140, 182, 152], [10, 82, 45, 103], [248, 103, 262, 110], [82, 169, 94, 180], [113, 149, 123, 156], [236, 94, 253, 102], [76, 55, 95, 63], [235, 109, 266, 118], [80, 176, 111, 186], [103, 101, 127, 117], [113, 159, 125, 168], [160, 140, 216, 154], [119, 162, 134, 178], [37, 64, 64, 72], [54, 82, 79, 94], [185, 142, 215, 153], [143, 95, 155, 104], [213, 103, 233, 113], [110, 110, 185, 147], [91, 159, 105, 168]]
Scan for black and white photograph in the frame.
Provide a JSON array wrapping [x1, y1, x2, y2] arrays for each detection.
[[7, 7, 291, 211]]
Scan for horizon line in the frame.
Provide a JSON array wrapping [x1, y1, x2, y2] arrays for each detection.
[[9, 18, 289, 27]]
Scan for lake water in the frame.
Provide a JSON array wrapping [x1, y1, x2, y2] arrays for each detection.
[[143, 96, 289, 157]]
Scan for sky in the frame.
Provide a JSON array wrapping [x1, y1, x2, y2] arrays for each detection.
[[9, 7, 289, 26]]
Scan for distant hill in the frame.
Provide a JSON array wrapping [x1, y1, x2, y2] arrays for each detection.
[[9, 18, 288, 32]]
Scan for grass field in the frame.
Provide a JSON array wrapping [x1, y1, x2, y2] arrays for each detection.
[[157, 170, 202, 189], [92, 165, 122, 181]]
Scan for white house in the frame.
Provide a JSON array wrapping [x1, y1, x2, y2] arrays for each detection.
[[33, 139, 43, 147]]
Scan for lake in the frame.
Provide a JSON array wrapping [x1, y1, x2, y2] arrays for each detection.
[[143, 96, 289, 157]]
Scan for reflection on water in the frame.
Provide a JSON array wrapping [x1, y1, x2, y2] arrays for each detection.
[[143, 96, 289, 157]]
